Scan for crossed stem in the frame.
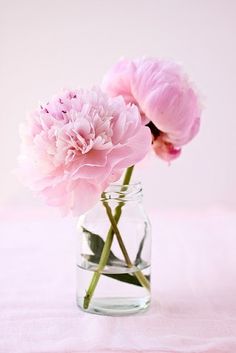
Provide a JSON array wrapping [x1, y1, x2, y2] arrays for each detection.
[[83, 166, 150, 309]]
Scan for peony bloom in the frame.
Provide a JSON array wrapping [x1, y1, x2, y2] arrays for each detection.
[[18, 88, 152, 215], [102, 58, 201, 161]]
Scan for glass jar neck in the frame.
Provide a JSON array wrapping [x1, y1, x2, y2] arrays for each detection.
[[101, 182, 143, 203]]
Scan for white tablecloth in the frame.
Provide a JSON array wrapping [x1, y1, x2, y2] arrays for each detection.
[[0, 207, 235, 353]]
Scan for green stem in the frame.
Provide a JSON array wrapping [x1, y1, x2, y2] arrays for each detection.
[[83, 166, 134, 309], [122, 165, 134, 185], [103, 202, 150, 290], [83, 166, 149, 309]]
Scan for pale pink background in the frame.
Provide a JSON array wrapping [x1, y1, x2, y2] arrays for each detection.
[[0, 0, 236, 211], [0, 3, 236, 352]]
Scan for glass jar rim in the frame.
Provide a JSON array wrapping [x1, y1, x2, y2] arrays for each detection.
[[101, 181, 143, 202]]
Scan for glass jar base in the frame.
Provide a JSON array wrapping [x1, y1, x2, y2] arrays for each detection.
[[77, 296, 150, 316]]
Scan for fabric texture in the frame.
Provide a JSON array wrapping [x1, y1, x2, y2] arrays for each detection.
[[0, 207, 235, 353]]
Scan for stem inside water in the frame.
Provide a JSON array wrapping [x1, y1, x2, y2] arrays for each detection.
[[103, 202, 150, 291], [83, 166, 149, 309]]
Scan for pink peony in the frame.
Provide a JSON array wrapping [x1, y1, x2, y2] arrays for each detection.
[[18, 88, 152, 215], [102, 58, 201, 161]]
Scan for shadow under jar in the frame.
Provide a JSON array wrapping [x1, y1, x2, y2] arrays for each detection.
[[76, 182, 151, 316]]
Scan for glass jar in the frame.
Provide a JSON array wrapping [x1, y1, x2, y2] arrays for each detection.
[[76, 182, 151, 316]]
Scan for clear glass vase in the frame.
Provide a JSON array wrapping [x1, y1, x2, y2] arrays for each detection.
[[76, 182, 151, 316]]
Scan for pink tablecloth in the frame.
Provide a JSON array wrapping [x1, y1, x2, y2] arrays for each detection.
[[0, 208, 236, 353]]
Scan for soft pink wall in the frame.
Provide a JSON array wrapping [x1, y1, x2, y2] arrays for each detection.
[[1, 0, 235, 211]]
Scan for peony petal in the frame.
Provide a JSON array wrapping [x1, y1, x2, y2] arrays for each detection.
[[102, 57, 201, 159], [70, 180, 103, 216], [17, 87, 151, 216], [111, 126, 152, 169]]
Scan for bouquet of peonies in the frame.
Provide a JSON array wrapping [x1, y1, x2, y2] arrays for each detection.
[[18, 57, 201, 312]]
